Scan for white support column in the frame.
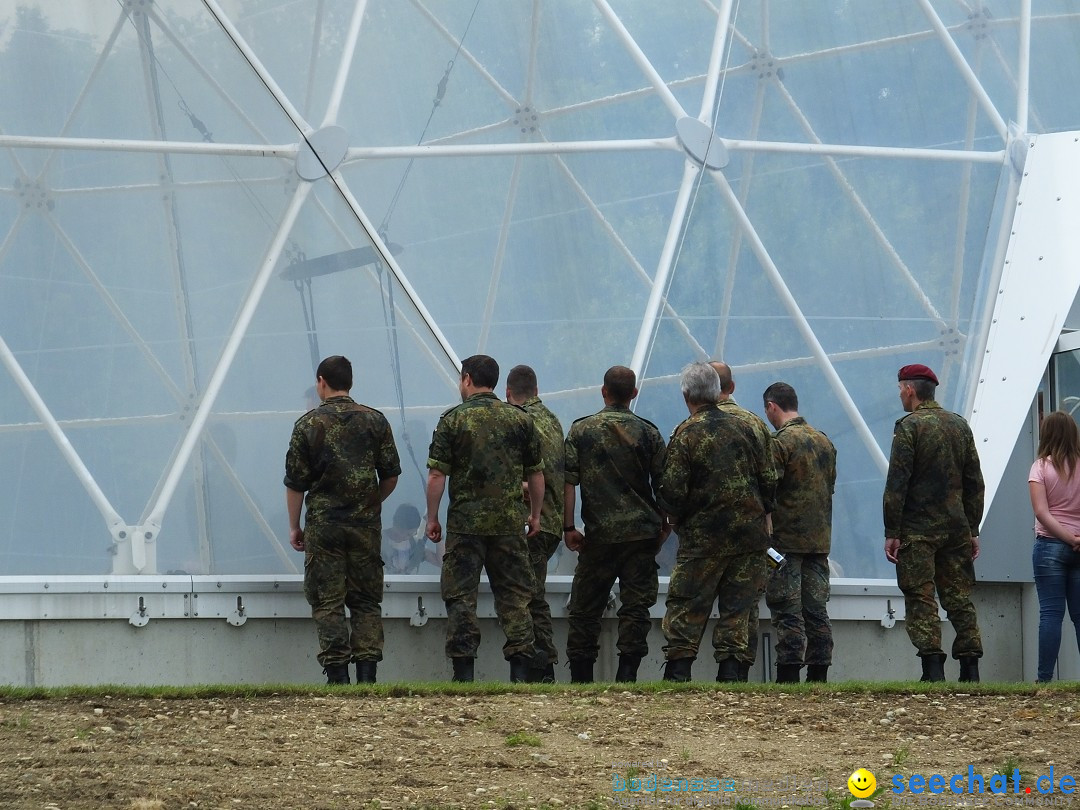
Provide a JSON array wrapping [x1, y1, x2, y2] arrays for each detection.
[[916, 0, 1009, 142], [202, 0, 314, 137], [709, 170, 890, 474], [549, 153, 709, 359], [592, 0, 688, 120], [629, 161, 701, 377], [698, 0, 735, 123], [344, 137, 680, 161], [715, 80, 766, 359], [302, 0, 327, 119], [0, 134, 297, 158], [959, 130, 1026, 418], [304, 196, 460, 394], [524, 0, 542, 102], [330, 171, 462, 373], [1017, 0, 1032, 134], [321, 0, 370, 126], [0, 336, 126, 540], [942, 45, 988, 388], [144, 182, 313, 546], [724, 138, 1004, 164]]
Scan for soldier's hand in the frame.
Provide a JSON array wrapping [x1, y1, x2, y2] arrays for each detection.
[[526, 514, 541, 538], [970, 535, 980, 560], [884, 537, 900, 564], [426, 518, 443, 543], [564, 528, 585, 552], [289, 528, 305, 552]]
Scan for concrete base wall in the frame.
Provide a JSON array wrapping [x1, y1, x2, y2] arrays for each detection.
[[0, 581, 1033, 687]]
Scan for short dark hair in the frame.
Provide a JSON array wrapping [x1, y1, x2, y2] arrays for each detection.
[[604, 365, 636, 405], [461, 355, 499, 389], [506, 365, 538, 398], [763, 382, 798, 412], [906, 378, 937, 402], [316, 355, 352, 391]]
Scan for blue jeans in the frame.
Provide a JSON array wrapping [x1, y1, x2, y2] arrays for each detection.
[[1032, 538, 1080, 682]]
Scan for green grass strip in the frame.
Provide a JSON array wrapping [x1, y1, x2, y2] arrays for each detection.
[[0, 679, 1077, 701]]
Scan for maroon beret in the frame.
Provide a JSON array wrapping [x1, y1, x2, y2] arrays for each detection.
[[897, 364, 939, 385]]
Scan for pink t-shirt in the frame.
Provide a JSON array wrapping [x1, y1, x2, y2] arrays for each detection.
[[1029, 457, 1080, 537]]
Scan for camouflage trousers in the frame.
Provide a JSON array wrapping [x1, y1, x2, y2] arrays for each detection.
[[663, 550, 766, 662], [567, 538, 659, 661], [895, 533, 982, 658], [302, 524, 384, 667], [765, 552, 833, 666], [738, 599, 761, 667], [528, 531, 561, 665], [441, 531, 536, 660]]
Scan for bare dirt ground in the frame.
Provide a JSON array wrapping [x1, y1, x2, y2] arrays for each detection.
[[2, 686, 1080, 810]]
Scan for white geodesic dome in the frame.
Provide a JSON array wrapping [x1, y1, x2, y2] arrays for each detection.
[[2, 1, 1080, 578]]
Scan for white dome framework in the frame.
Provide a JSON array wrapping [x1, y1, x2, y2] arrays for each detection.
[[2, 0, 1080, 580]]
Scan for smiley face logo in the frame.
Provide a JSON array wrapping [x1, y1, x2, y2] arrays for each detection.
[[848, 768, 876, 799]]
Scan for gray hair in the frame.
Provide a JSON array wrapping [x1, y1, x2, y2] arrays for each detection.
[[681, 361, 721, 405]]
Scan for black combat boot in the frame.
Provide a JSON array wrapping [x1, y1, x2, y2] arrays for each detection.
[[958, 657, 980, 683], [805, 664, 829, 683], [663, 657, 693, 682], [451, 657, 475, 682], [615, 654, 641, 683], [715, 657, 741, 683], [775, 663, 801, 684], [529, 662, 556, 683], [509, 655, 531, 683], [569, 659, 594, 683], [737, 661, 751, 683], [920, 653, 946, 682], [355, 660, 377, 684], [323, 663, 350, 685]]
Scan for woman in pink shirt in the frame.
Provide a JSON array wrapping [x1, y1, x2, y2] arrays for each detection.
[[1029, 411, 1080, 683]]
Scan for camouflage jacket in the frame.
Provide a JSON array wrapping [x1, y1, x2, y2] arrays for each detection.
[[771, 416, 837, 554], [564, 405, 665, 544], [522, 396, 565, 538], [428, 392, 543, 535], [658, 403, 774, 557], [671, 398, 776, 489], [719, 398, 773, 452], [283, 395, 401, 527], [883, 401, 984, 540]]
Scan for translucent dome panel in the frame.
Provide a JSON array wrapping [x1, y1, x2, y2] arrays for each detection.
[[4, 1, 1080, 579]]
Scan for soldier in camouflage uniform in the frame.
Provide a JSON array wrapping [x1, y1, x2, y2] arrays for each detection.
[[285, 355, 401, 685], [762, 382, 837, 683], [711, 361, 775, 682], [563, 366, 666, 683], [884, 364, 985, 683], [505, 365, 565, 683], [659, 362, 776, 683], [426, 355, 544, 683]]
